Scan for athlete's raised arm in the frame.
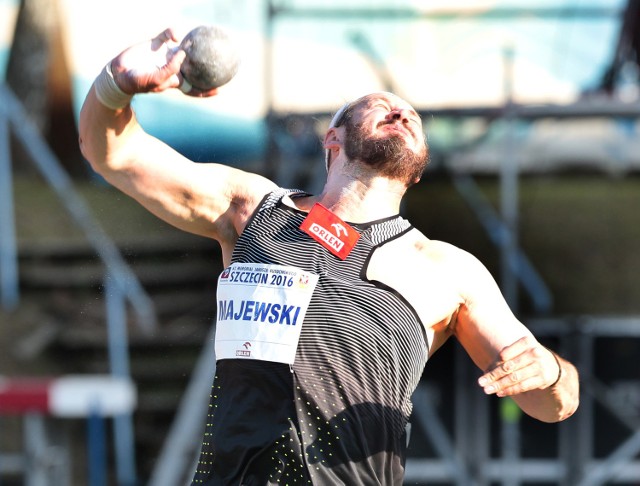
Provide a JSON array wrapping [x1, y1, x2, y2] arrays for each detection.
[[78, 28, 277, 263]]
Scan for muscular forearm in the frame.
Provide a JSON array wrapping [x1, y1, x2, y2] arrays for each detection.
[[512, 354, 580, 423]]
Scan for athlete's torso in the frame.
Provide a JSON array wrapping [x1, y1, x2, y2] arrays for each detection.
[[192, 189, 430, 485]]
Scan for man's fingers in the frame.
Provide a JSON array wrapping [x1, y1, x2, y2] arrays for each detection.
[[151, 28, 179, 50], [479, 337, 533, 384], [495, 335, 535, 362], [147, 49, 185, 91], [478, 337, 561, 396], [490, 375, 543, 397], [479, 365, 529, 395], [479, 359, 546, 395]]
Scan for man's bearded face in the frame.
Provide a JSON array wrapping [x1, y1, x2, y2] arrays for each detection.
[[343, 119, 429, 186]]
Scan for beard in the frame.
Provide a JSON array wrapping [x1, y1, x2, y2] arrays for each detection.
[[344, 121, 429, 186]]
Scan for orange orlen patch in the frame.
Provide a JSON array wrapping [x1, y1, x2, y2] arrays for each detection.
[[300, 204, 361, 260]]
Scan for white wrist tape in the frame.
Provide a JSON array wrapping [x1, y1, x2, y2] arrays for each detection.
[[94, 62, 133, 110]]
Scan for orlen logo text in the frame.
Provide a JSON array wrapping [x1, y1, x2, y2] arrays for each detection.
[[236, 341, 251, 357], [308, 223, 346, 252]]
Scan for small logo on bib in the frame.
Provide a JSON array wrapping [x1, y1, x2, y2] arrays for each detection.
[[236, 341, 252, 357], [300, 203, 360, 260]]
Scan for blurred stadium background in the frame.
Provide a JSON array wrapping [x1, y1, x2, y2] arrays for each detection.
[[1, 0, 640, 484]]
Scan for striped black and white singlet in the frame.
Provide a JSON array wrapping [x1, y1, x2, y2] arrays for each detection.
[[191, 188, 429, 485]]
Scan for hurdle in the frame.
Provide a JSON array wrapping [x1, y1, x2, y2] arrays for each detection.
[[0, 375, 136, 486]]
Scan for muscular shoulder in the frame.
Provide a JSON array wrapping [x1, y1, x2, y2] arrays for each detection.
[[367, 229, 467, 333], [405, 229, 501, 304], [193, 166, 277, 263], [406, 229, 479, 270], [367, 226, 495, 303], [228, 170, 279, 224]]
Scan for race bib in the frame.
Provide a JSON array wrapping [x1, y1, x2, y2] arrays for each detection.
[[215, 263, 319, 364]]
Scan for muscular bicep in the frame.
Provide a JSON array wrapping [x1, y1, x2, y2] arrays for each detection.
[[451, 251, 533, 372], [80, 88, 276, 244], [111, 138, 276, 243]]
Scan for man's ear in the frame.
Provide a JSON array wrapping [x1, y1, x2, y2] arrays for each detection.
[[323, 126, 341, 152], [323, 127, 342, 171]]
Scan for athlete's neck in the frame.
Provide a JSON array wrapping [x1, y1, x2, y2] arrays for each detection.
[[298, 171, 406, 224]]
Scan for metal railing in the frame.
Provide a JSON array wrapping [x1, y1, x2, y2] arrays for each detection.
[[403, 316, 640, 486], [0, 84, 157, 332]]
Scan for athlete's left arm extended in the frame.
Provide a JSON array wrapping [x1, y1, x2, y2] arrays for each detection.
[[450, 249, 579, 423]]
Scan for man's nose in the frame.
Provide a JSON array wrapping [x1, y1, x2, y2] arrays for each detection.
[[386, 109, 409, 123]]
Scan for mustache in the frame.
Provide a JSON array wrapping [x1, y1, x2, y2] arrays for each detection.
[[377, 119, 401, 128], [376, 119, 413, 137]]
